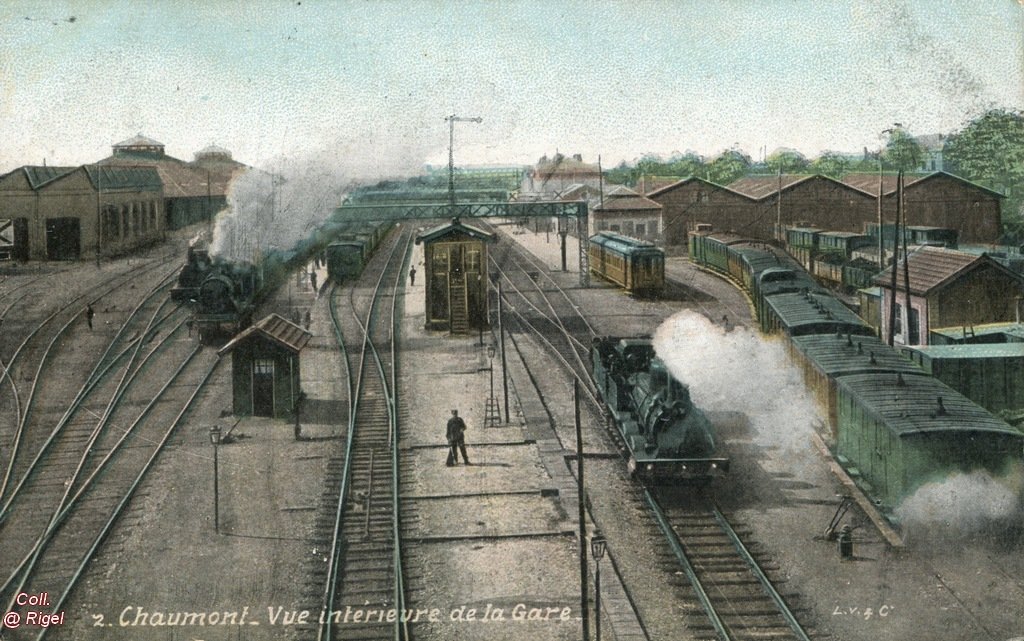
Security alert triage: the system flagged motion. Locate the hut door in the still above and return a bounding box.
[253,358,275,417]
[448,245,467,332]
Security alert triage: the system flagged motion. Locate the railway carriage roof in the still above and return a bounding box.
[835,373,1022,438]
[764,292,868,329]
[791,334,923,376]
[905,343,1024,360]
[590,232,663,257]
[930,322,1024,343]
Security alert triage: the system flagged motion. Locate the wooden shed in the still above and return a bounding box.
[873,246,1024,346]
[217,314,311,418]
[415,218,496,334]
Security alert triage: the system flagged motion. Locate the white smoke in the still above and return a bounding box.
[208,138,437,262]
[896,465,1024,540]
[651,310,824,455]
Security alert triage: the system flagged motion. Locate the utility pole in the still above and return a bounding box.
[445,115,483,213]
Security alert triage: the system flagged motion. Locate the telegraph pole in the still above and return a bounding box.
[445,114,483,212]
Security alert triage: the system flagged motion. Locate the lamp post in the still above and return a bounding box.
[591,533,607,641]
[209,425,221,534]
[488,342,496,405]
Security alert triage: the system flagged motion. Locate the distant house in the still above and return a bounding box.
[872,246,1024,346]
[590,186,663,244]
[520,153,602,198]
[914,133,946,173]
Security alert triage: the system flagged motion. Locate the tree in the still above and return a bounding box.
[811,151,853,178]
[944,109,1024,221]
[706,148,752,185]
[765,149,810,174]
[882,127,923,172]
[664,152,706,178]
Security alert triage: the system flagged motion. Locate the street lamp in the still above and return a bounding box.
[485,343,498,427]
[591,533,607,641]
[209,425,221,534]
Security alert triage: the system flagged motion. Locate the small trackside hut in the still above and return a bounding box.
[217,314,312,419]
[415,218,496,334]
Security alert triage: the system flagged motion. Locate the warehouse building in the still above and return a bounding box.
[0,164,163,260]
[98,135,242,229]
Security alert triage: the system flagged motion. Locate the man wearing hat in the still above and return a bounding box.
[445,409,470,466]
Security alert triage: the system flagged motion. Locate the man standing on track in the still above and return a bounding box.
[445,409,470,466]
[86,304,95,330]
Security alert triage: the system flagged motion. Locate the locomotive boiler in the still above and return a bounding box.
[592,336,728,482]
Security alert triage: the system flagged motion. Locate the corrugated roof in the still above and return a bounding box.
[791,333,923,377]
[217,313,311,355]
[870,245,1003,295]
[840,171,1003,198]
[82,165,163,191]
[592,188,662,212]
[99,154,215,197]
[725,174,814,200]
[18,166,78,189]
[836,372,1022,438]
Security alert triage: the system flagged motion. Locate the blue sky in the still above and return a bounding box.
[1,0,1022,178]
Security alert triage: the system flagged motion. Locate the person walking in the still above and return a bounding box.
[310,270,318,292]
[86,304,95,330]
[409,266,417,286]
[445,409,470,466]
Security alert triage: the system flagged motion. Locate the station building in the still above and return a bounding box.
[0,164,163,260]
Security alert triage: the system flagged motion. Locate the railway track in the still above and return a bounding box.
[302,225,411,641]
[648,489,813,641]
[0,316,219,641]
[492,231,816,641]
[0,253,182,502]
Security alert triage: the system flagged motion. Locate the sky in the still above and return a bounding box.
[1,0,1023,180]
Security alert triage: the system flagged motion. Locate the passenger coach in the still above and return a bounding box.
[588,231,664,297]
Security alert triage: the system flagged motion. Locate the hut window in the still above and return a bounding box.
[254,359,274,375]
[467,249,481,272]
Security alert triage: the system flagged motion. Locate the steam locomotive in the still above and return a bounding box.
[174,220,391,339]
[592,336,728,482]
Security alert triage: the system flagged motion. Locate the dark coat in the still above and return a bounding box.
[446,416,466,443]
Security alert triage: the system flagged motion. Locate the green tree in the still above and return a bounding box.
[664,152,705,178]
[882,127,923,172]
[811,151,853,178]
[765,149,810,174]
[706,148,752,185]
[944,109,1024,221]
[604,160,636,187]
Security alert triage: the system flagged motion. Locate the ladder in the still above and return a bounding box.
[484,394,501,427]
